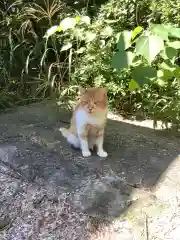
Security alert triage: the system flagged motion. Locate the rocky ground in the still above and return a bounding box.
[0,101,180,240]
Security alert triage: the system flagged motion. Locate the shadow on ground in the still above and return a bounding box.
[0,101,180,239]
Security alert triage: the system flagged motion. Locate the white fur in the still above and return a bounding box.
[67,134,80,148]
[60,127,80,148]
[75,109,108,157]
[75,109,107,127]
[60,109,108,157]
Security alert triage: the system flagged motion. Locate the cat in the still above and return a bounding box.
[60,87,108,157]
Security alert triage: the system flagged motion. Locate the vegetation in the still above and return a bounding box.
[1,0,180,127]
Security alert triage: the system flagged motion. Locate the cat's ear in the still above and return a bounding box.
[79,87,86,95]
[100,87,107,97]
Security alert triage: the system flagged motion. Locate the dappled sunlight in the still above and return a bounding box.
[1,101,180,239]
[1,0,180,238]
[108,112,173,130]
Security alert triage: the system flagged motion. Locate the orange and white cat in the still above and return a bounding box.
[60,87,108,157]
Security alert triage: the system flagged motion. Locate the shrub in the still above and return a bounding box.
[1,0,180,127]
[69,0,180,126]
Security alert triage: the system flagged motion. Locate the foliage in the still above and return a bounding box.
[0,0,70,107]
[1,0,180,127]
[112,24,180,88]
[70,0,180,126]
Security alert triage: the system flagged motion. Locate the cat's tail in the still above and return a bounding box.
[59,127,70,138]
[59,127,80,148]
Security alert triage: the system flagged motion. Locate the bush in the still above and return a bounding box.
[70,0,180,126]
[1,0,180,127]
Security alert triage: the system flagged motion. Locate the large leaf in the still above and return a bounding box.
[112,51,134,70]
[167,41,180,49]
[153,24,180,39]
[76,47,86,54]
[135,35,164,64]
[165,47,177,62]
[60,17,77,31]
[174,66,180,78]
[160,47,177,62]
[150,24,169,41]
[101,26,113,37]
[168,27,180,38]
[60,43,72,52]
[160,61,176,72]
[129,79,140,91]
[73,28,84,40]
[44,25,59,38]
[85,31,96,42]
[132,66,157,85]
[80,16,91,25]
[157,69,174,81]
[117,30,132,51]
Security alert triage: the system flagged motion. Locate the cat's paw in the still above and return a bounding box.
[82,150,91,157]
[97,150,108,158]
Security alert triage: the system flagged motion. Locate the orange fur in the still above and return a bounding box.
[60,87,108,157]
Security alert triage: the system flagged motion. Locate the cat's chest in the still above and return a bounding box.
[75,109,106,127]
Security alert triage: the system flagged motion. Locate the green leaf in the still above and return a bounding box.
[101,26,113,37]
[135,35,164,64]
[75,16,81,23]
[174,66,180,78]
[152,24,180,39]
[150,24,169,41]
[117,30,132,51]
[167,41,180,49]
[44,25,59,38]
[60,17,77,31]
[168,27,180,38]
[129,79,140,91]
[160,61,176,74]
[157,70,164,78]
[112,51,134,70]
[76,47,86,54]
[156,79,166,86]
[165,47,177,60]
[132,26,143,40]
[157,69,174,81]
[132,66,157,85]
[160,47,177,62]
[80,16,91,25]
[85,32,96,42]
[131,55,142,66]
[73,28,84,40]
[160,50,168,60]
[60,43,72,52]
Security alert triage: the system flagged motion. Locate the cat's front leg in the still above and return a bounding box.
[77,125,91,157]
[96,129,108,157]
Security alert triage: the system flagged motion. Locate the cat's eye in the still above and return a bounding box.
[94,101,100,105]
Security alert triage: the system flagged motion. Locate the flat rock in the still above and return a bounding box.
[0,101,180,240]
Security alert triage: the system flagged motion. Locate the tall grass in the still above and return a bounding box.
[0,0,73,108]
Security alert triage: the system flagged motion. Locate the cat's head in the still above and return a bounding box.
[79,87,108,114]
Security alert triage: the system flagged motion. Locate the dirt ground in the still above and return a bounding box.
[1,101,180,240]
